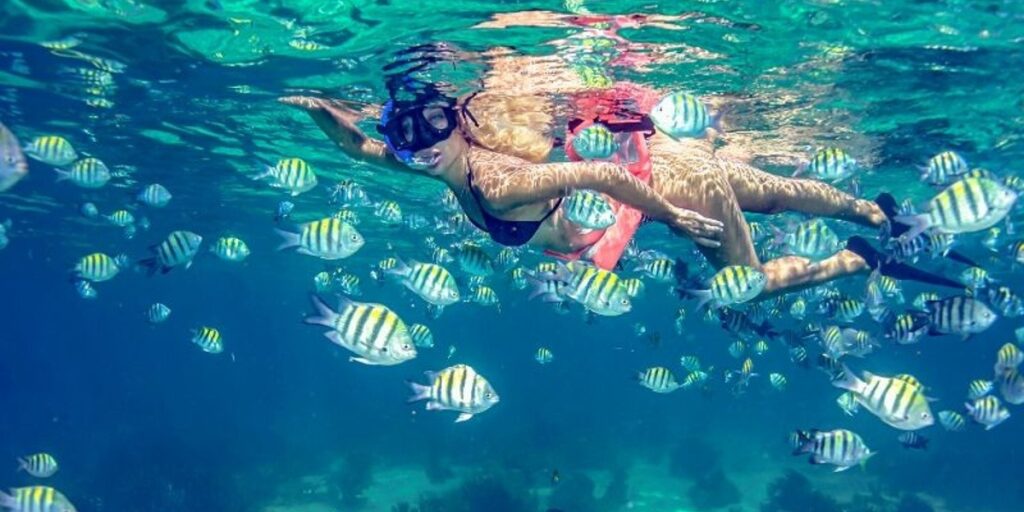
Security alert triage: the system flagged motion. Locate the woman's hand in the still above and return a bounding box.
[279,96,363,128]
[666,206,724,248]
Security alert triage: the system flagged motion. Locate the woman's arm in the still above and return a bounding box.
[476,159,724,246]
[279,96,410,173]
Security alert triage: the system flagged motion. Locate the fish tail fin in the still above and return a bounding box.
[54,168,71,181]
[304,294,339,328]
[0,489,14,508]
[274,228,300,251]
[407,380,432,403]
[384,257,411,279]
[685,289,714,311]
[791,429,816,455]
[791,162,807,178]
[830,363,864,394]
[15,458,25,472]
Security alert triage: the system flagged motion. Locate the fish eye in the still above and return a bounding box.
[350,235,359,242]
[485,392,494,399]
[403,344,412,351]
[621,299,629,305]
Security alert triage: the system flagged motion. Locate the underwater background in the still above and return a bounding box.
[2,1,1024,511]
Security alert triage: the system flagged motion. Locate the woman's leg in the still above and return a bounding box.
[650,153,870,294]
[716,158,885,227]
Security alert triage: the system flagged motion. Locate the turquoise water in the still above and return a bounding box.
[1,1,1023,511]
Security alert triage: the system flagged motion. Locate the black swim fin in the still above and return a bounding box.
[846,236,964,290]
[874,192,979,267]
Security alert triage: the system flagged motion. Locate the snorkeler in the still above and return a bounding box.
[282,85,959,297]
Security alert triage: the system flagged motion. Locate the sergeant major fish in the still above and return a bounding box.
[0,121,28,191]
[304,295,416,366]
[407,364,499,422]
[831,365,934,430]
[139,230,203,274]
[276,218,364,260]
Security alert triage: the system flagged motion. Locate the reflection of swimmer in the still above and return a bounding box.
[281,57,958,296]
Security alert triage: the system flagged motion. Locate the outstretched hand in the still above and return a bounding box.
[666,206,724,248]
[279,96,362,126]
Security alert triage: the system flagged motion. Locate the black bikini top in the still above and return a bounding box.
[465,166,562,247]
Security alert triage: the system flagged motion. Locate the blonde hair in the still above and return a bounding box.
[461,92,555,163]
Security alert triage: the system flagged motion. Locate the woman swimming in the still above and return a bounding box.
[280,39,960,294]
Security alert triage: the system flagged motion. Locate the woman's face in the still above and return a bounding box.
[401,106,465,176]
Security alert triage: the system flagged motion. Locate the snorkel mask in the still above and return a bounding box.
[376,97,459,164]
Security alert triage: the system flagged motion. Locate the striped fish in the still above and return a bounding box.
[564,189,616,229]
[1004,174,1024,193]
[0,121,27,192]
[456,243,494,276]
[147,303,171,324]
[924,295,998,339]
[305,295,416,366]
[832,366,934,430]
[650,92,716,138]
[289,38,329,51]
[191,326,223,354]
[140,230,203,274]
[837,392,859,416]
[959,266,993,290]
[728,340,746,358]
[257,157,317,196]
[386,259,460,307]
[997,368,1024,405]
[17,453,58,478]
[137,183,172,207]
[769,373,787,391]
[1011,240,1024,264]
[754,340,770,355]
[898,432,929,450]
[912,292,940,311]
[798,147,858,183]
[571,124,618,160]
[73,252,125,282]
[409,323,434,348]
[781,219,841,260]
[987,286,1024,317]
[822,298,864,323]
[535,347,554,364]
[684,370,711,389]
[895,177,1018,240]
[407,364,499,422]
[687,265,767,310]
[74,280,96,299]
[680,355,701,372]
[375,200,403,225]
[921,150,968,185]
[965,395,1010,430]
[637,366,682,393]
[995,342,1023,374]
[792,429,873,472]
[336,272,361,296]
[562,264,632,316]
[469,285,500,310]
[495,248,519,270]
[636,257,675,282]
[211,236,250,262]
[967,379,993,400]
[106,209,134,227]
[56,157,110,188]
[0,486,76,512]
[938,410,966,432]
[789,346,809,366]
[24,135,77,166]
[276,218,364,260]
[620,278,644,299]
[432,247,453,265]
[789,297,807,319]
[508,267,527,290]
